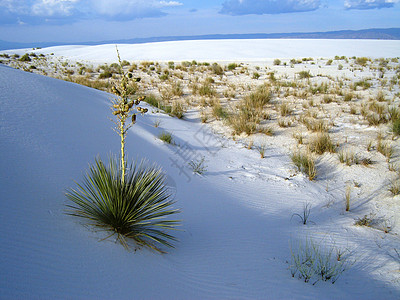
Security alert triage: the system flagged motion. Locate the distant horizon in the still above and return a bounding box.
[1,27,400,51]
[0,1,399,47]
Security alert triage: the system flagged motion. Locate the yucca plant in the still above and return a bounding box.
[66,157,180,252]
[66,48,180,253]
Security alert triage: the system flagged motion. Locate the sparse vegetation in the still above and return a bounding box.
[291,151,317,180]
[159,131,174,144]
[308,133,336,155]
[290,238,352,284]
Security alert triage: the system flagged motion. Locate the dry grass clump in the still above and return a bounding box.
[302,117,330,133]
[377,139,393,161]
[65,75,111,91]
[228,84,272,135]
[197,82,217,97]
[389,179,400,196]
[211,98,228,120]
[279,102,293,116]
[291,150,317,180]
[308,133,336,155]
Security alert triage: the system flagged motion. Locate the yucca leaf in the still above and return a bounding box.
[65,157,180,252]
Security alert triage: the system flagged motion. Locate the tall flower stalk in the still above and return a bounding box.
[111,47,147,182]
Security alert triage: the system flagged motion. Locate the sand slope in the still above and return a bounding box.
[0,59,399,298]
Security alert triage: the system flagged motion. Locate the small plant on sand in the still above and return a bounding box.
[389,179,400,196]
[258,143,266,158]
[291,202,314,225]
[65,48,180,252]
[273,59,281,65]
[308,133,336,155]
[392,119,400,136]
[66,158,180,252]
[298,70,312,79]
[355,213,375,227]
[159,131,174,144]
[290,238,351,284]
[291,151,317,180]
[345,184,352,212]
[188,156,207,175]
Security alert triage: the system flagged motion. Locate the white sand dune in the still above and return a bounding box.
[1,39,400,299]
[11,39,400,63]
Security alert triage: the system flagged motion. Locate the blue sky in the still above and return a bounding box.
[0,0,399,43]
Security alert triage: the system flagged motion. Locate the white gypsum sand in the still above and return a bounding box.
[0,39,399,299]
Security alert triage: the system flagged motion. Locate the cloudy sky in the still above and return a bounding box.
[0,0,399,43]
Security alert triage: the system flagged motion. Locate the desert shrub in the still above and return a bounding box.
[65,158,180,252]
[273,59,281,66]
[19,53,31,62]
[308,133,336,155]
[355,57,369,66]
[291,151,317,180]
[227,63,238,70]
[211,63,224,75]
[252,72,260,79]
[298,71,312,79]
[99,70,113,79]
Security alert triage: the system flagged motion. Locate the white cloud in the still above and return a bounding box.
[344,0,399,9]
[158,1,183,8]
[220,0,321,15]
[32,0,80,16]
[0,0,184,24]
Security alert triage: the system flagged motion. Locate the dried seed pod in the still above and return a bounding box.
[113,110,121,115]
[128,101,134,109]
[128,73,133,78]
[113,104,119,108]
[135,77,141,82]
[121,80,127,89]
[112,86,120,95]
[138,96,146,101]
[135,100,140,105]
[131,114,136,124]
[143,108,148,113]
[124,105,130,112]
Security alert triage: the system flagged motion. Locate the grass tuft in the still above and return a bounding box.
[291,151,317,180]
[308,133,336,155]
